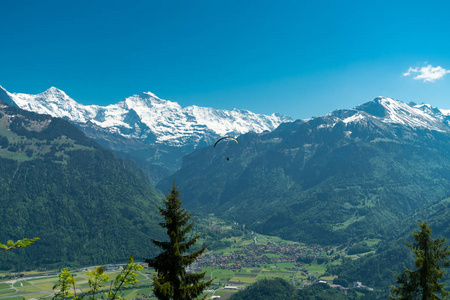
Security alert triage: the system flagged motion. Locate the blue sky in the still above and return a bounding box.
[1,0,450,120]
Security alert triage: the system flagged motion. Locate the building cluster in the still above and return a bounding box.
[195,242,325,269]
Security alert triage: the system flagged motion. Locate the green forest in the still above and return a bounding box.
[0,104,164,270]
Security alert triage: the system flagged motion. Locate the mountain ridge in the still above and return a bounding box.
[1,85,292,148]
[157,96,450,245]
[0,85,293,180]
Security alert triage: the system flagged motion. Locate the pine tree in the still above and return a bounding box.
[146,185,212,300]
[390,221,450,300]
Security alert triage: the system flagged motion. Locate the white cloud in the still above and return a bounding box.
[403,64,450,82]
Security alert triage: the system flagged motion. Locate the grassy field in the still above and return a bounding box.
[0,258,340,299]
[0,266,154,300]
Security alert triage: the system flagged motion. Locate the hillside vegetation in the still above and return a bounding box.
[158,100,450,246]
[328,196,450,291]
[0,102,164,270]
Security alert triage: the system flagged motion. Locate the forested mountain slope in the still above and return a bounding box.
[0,100,164,270]
[158,97,450,245]
[328,196,450,291]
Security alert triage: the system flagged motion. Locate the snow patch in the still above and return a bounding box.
[371,97,448,132]
[343,113,365,124]
[440,109,450,116]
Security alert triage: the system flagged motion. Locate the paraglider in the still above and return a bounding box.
[213,136,239,162]
[213,136,239,148]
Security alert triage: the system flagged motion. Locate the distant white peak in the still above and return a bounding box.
[186,104,203,110]
[369,96,415,113]
[128,93,179,108]
[41,86,71,98]
[374,96,399,104]
[231,108,250,113]
[414,103,432,109]
[375,98,445,119]
[440,109,450,116]
[413,103,438,112]
[271,112,288,118]
[47,86,62,92]
[413,103,447,116]
[9,86,100,123]
[140,91,160,99]
[352,96,450,132]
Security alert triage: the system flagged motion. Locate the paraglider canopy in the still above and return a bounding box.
[213,136,239,148]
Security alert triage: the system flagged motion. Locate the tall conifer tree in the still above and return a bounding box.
[390,222,450,300]
[146,185,211,300]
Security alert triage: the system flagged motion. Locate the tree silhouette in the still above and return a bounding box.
[146,185,211,300]
[390,222,450,300]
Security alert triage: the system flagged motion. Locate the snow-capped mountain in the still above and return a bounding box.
[1,86,292,147]
[317,96,450,134]
[157,95,450,247]
[3,85,449,182]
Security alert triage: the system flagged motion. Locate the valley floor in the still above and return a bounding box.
[0,218,379,299]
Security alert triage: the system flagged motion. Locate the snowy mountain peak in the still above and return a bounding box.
[311,96,450,137]
[140,91,159,98]
[8,86,99,123]
[414,103,433,109]
[46,86,64,93]
[441,109,450,116]
[2,85,292,147]
[42,87,73,102]
[413,103,448,116]
[0,85,16,107]
[354,96,449,132]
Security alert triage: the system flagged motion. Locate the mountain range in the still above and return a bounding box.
[3,83,450,290]
[158,96,450,245]
[0,85,291,180]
